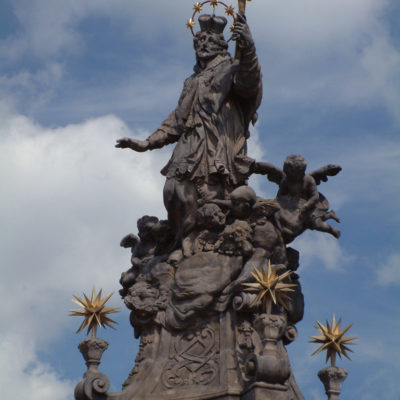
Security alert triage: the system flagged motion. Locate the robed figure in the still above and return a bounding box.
[117,13,262,249]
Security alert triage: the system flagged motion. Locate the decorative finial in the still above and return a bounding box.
[242,260,296,313]
[69,287,120,338]
[310,315,357,367]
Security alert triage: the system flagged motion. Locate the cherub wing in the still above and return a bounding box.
[253,162,284,184]
[120,233,139,248]
[310,164,342,185]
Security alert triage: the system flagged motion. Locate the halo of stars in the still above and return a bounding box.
[186,1,236,36]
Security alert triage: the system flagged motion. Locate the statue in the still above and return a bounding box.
[73,2,345,400]
[116,12,262,251]
[248,154,342,243]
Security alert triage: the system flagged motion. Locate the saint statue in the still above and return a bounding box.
[116,13,262,249]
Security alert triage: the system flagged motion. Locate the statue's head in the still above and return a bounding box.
[283,155,307,178]
[194,15,228,62]
[230,185,257,219]
[137,215,159,241]
[197,203,226,228]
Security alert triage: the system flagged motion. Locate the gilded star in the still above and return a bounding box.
[69,287,120,337]
[194,2,203,13]
[242,260,296,313]
[210,0,219,7]
[186,18,195,30]
[225,5,235,16]
[310,315,357,366]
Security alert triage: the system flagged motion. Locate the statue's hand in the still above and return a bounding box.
[115,137,149,152]
[232,14,254,49]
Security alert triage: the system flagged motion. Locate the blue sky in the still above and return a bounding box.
[0,1,399,399]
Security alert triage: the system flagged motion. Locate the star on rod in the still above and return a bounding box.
[310,315,357,367]
[242,260,296,313]
[210,0,219,7]
[69,287,120,338]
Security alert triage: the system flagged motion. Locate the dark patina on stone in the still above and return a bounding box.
[75,10,342,400]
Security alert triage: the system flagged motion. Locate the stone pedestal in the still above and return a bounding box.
[75,337,110,400]
[318,366,347,400]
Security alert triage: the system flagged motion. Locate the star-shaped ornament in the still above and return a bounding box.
[310,315,357,366]
[210,0,219,7]
[186,18,195,30]
[194,2,203,13]
[242,260,296,313]
[69,287,120,337]
[225,5,235,16]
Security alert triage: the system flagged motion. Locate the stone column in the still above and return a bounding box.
[318,366,347,400]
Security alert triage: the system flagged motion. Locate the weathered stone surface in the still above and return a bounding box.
[74,8,342,400]
[318,366,348,400]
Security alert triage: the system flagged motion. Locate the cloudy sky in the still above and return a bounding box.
[0,0,399,399]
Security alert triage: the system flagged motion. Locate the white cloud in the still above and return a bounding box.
[0,110,167,399]
[292,231,354,271]
[0,335,73,400]
[377,253,400,286]
[2,0,399,117]
[249,0,400,114]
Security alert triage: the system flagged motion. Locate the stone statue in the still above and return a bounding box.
[74,4,343,400]
[116,13,262,251]
[250,155,342,243]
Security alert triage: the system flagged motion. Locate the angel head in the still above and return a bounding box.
[283,155,307,180]
[230,186,257,219]
[137,215,159,242]
[196,203,226,229]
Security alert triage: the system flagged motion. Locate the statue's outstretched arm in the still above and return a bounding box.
[115,110,180,152]
[145,110,181,150]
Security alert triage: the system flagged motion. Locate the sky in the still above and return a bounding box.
[0,0,399,399]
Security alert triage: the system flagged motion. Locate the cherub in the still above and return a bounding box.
[252,155,341,243]
[200,185,286,263]
[199,185,257,221]
[180,186,256,258]
[191,203,227,254]
[119,215,159,296]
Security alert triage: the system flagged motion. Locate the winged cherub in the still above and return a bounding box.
[251,155,341,243]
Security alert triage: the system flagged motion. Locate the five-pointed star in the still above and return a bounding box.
[310,315,357,366]
[194,2,203,13]
[225,5,235,16]
[69,287,120,337]
[186,18,195,29]
[242,260,296,312]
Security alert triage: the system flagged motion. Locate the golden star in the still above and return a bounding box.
[186,18,195,29]
[225,5,235,16]
[242,260,296,313]
[310,315,357,366]
[194,2,203,13]
[69,287,120,337]
[210,0,219,7]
